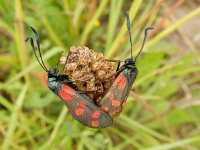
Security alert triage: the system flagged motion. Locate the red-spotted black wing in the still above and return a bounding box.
[58,84,113,128]
[99,67,138,117]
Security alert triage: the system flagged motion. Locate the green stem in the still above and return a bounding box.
[146,6,200,49]
[145,135,200,150]
[134,62,182,87]
[14,0,30,84]
[105,0,123,52]
[106,0,143,58]
[80,0,109,45]
[5,47,60,84]
[120,115,171,142]
[41,16,64,47]
[2,84,29,150]
[39,107,68,149]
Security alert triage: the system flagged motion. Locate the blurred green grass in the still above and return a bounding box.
[1,0,200,149]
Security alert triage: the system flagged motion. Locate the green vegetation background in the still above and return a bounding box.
[1,0,200,149]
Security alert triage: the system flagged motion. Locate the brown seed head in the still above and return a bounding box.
[60,46,116,100]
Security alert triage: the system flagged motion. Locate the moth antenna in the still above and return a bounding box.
[135,27,154,61]
[30,27,48,71]
[63,54,68,72]
[56,51,65,75]
[26,36,48,72]
[125,12,133,59]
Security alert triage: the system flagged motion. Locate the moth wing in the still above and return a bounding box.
[59,84,113,128]
[100,69,137,117]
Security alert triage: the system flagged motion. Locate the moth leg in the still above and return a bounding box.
[106,59,122,72]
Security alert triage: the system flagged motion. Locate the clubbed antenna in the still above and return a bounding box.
[135,27,154,60]
[125,12,133,58]
[26,27,48,72]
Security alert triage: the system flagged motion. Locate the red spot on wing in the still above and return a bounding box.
[91,121,99,127]
[79,101,85,108]
[92,111,101,119]
[59,90,73,101]
[113,74,123,86]
[62,84,76,94]
[59,84,76,101]
[111,100,121,107]
[75,108,85,116]
[101,106,108,112]
[108,92,114,100]
[110,108,121,116]
[118,76,127,90]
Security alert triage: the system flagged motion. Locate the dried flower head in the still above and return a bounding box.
[60,46,116,101]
